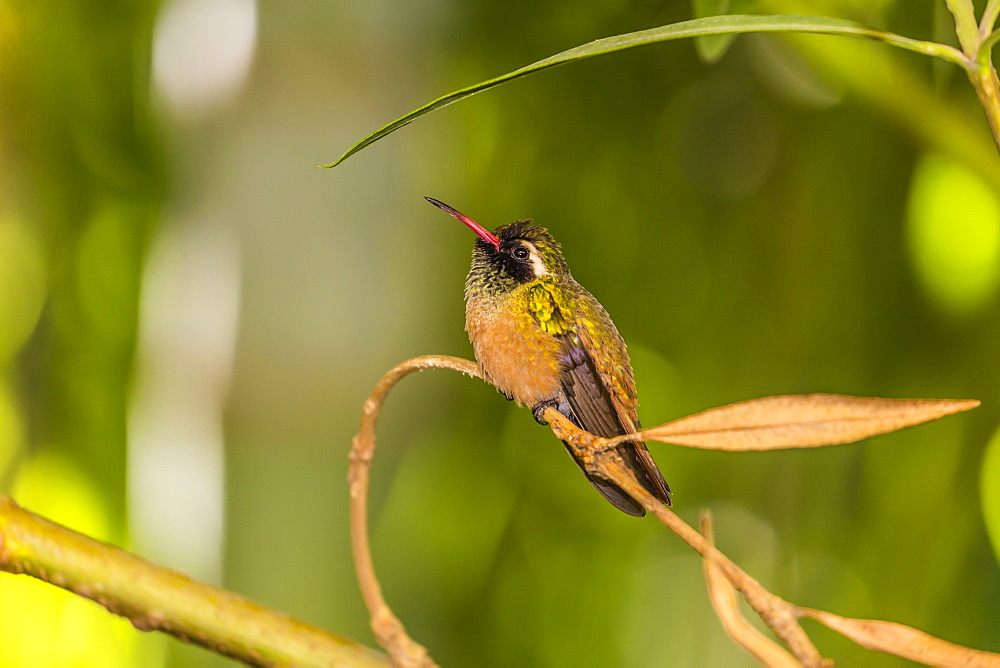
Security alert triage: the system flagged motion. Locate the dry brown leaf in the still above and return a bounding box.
[801,608,1000,666]
[616,394,979,451]
[700,514,802,668]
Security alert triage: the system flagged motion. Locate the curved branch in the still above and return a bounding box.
[348,355,996,666]
[349,355,480,667]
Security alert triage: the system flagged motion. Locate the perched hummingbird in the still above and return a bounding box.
[425,197,671,516]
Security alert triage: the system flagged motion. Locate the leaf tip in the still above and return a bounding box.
[951,399,981,413]
[319,147,357,169]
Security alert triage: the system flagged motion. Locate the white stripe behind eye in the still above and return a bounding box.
[523,242,549,277]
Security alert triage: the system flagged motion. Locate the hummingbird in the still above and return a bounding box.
[425,197,671,516]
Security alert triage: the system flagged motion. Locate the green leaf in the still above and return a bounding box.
[323,14,966,168]
[943,0,979,55]
[983,0,1000,37]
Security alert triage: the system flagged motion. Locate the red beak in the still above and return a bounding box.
[425,197,501,250]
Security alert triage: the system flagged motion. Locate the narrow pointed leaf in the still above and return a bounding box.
[801,608,1000,666]
[619,394,979,451]
[324,14,966,168]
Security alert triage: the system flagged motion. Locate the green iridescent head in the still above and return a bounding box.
[425,197,570,294]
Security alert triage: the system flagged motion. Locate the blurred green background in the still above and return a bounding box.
[2,0,999,665]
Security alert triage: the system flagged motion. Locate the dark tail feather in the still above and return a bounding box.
[560,440,671,517]
[630,441,672,507]
[561,440,645,516]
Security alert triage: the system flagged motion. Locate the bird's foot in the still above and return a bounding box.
[531,399,560,425]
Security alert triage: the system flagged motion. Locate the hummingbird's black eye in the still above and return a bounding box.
[511,246,530,260]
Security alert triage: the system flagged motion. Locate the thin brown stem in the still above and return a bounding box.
[700,513,801,667]
[349,355,480,668]
[544,408,829,666]
[970,64,1000,152]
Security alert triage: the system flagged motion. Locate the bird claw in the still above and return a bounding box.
[531,399,560,425]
